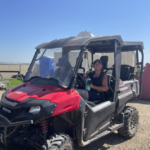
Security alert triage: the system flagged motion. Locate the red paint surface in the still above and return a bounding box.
[6,82,81,116]
[140,64,150,100]
[119,80,123,85]
[119,85,130,93]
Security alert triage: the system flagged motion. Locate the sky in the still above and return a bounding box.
[0,0,150,64]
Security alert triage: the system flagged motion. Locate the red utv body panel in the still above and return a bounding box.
[6,82,81,116]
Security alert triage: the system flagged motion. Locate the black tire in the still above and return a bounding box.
[42,134,74,150]
[118,106,139,138]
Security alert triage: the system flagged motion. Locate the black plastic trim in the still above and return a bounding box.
[116,91,133,115]
[0,93,57,121]
[84,101,115,141]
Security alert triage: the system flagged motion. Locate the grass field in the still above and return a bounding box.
[8,79,23,88]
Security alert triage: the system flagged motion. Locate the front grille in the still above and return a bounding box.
[0,107,25,121]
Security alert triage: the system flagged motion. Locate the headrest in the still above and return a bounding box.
[100,56,108,69]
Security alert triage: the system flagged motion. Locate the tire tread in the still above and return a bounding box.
[118,106,139,138]
[42,133,74,150]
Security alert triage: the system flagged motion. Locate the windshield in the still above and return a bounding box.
[25,48,81,88]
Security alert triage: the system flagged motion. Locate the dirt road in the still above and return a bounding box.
[0,90,150,150]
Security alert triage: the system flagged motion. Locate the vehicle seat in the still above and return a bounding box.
[120,65,135,81]
[100,56,113,92]
[100,56,108,70]
[120,65,130,81]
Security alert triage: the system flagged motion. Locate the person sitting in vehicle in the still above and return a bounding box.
[53,56,73,86]
[77,59,108,102]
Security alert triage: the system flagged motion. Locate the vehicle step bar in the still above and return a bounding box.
[109,123,124,132]
[89,130,110,143]
[80,123,124,146]
[90,123,124,143]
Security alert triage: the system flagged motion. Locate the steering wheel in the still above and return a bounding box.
[76,74,85,88]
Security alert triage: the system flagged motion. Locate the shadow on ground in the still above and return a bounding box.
[74,132,129,150]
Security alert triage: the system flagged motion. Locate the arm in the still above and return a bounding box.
[88,74,108,92]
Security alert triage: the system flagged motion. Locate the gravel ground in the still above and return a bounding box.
[0,90,150,150]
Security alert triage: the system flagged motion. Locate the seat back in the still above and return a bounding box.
[100,56,108,69]
[120,65,130,81]
[128,66,135,80]
[120,65,135,81]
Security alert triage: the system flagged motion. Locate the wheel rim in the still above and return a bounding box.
[130,114,138,130]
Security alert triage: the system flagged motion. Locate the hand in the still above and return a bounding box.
[83,70,87,78]
[87,83,94,88]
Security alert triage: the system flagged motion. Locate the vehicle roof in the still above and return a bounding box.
[35,35,144,51]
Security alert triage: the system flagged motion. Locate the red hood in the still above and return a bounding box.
[6,82,81,116]
[6,82,75,102]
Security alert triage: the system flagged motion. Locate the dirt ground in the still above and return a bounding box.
[0,90,150,150]
[0,90,4,98]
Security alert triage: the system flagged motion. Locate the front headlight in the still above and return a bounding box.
[29,106,41,114]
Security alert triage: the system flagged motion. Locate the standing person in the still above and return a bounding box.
[77,59,108,102]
